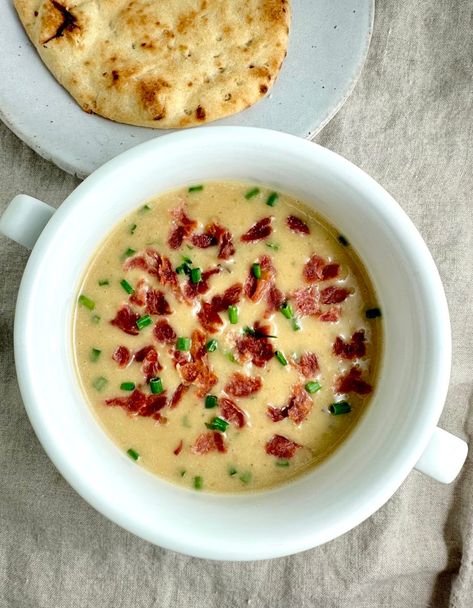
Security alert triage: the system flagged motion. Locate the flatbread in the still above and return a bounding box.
[14,0,290,128]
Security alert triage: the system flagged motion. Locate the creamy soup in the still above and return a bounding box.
[73,182,382,492]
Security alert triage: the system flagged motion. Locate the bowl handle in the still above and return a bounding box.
[414,427,468,483]
[0,194,55,249]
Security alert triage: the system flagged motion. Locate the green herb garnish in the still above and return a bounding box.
[225,352,238,363]
[120,382,135,391]
[275,350,288,366]
[206,339,218,352]
[276,460,290,467]
[127,448,140,461]
[244,187,260,199]
[120,279,134,295]
[92,376,108,391]
[176,337,191,351]
[228,305,238,324]
[329,401,352,415]
[193,476,203,490]
[266,242,280,251]
[291,318,301,331]
[188,185,204,193]
[305,380,322,394]
[266,192,279,207]
[206,417,229,432]
[98,279,109,286]
[78,294,95,310]
[205,395,218,409]
[140,204,151,212]
[150,377,164,395]
[130,223,137,234]
[252,262,262,279]
[280,302,293,319]
[176,263,191,275]
[190,267,202,284]
[239,471,252,484]
[123,247,136,258]
[228,466,238,477]
[90,348,101,362]
[136,314,152,330]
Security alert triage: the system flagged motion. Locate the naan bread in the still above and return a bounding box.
[14,0,290,128]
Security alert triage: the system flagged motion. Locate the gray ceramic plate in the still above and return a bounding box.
[0,0,373,178]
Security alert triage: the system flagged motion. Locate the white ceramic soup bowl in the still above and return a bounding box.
[0,127,467,561]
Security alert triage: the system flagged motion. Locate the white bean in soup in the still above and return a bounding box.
[73,182,382,493]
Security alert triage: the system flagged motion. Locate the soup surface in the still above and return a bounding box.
[74,182,382,492]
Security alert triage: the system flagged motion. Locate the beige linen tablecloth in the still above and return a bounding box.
[1,1,472,606]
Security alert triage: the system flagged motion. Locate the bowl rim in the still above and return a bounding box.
[13,127,451,560]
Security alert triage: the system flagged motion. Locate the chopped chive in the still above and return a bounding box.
[206,417,229,432]
[291,318,301,331]
[228,466,238,476]
[120,279,134,294]
[276,460,290,467]
[366,307,382,319]
[205,395,218,409]
[338,235,349,246]
[140,204,151,212]
[244,187,260,199]
[275,350,288,366]
[305,380,322,394]
[150,377,164,395]
[92,376,108,391]
[130,223,137,234]
[98,279,109,286]
[91,315,101,324]
[136,314,152,330]
[188,185,204,193]
[78,294,95,310]
[176,263,191,275]
[280,302,293,319]
[186,244,194,250]
[252,262,262,279]
[266,192,279,207]
[228,305,238,324]
[239,471,252,484]
[182,415,191,428]
[127,448,140,461]
[193,476,203,490]
[190,267,202,283]
[180,469,187,477]
[225,352,238,363]
[329,401,352,415]
[120,382,135,391]
[176,337,191,351]
[123,247,136,258]
[243,325,256,337]
[90,348,101,362]
[266,242,280,251]
[206,339,218,352]
[182,255,193,265]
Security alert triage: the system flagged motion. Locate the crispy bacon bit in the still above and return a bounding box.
[267,406,289,422]
[287,384,313,424]
[173,349,191,367]
[265,435,301,458]
[292,352,319,377]
[112,346,131,368]
[205,222,235,259]
[336,366,373,395]
[190,329,207,360]
[287,215,310,235]
[320,286,351,305]
[240,217,273,242]
[190,232,217,248]
[303,254,340,283]
[125,248,181,300]
[134,345,162,381]
[110,305,140,335]
[168,205,197,249]
[105,389,166,420]
[244,255,275,302]
[266,283,285,314]
[197,301,223,333]
[333,330,366,359]
[184,266,221,300]
[210,283,243,312]
[224,372,262,397]
[292,286,320,317]
[173,440,183,455]
[319,307,340,322]
[153,319,177,343]
[244,272,258,300]
[219,397,246,428]
[191,431,227,454]
[169,383,188,408]
[129,279,147,307]
[235,330,275,367]
[129,279,172,315]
